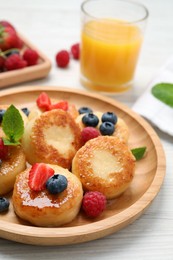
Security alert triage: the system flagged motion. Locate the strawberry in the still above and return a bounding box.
[0,21,16,31]
[28,163,55,191]
[36,92,51,111]
[0,25,19,51]
[0,138,9,160]
[49,100,68,111]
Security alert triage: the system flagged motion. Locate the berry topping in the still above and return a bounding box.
[82,113,99,127]
[49,100,68,111]
[4,54,27,71]
[0,197,10,213]
[0,138,9,160]
[23,48,39,66]
[46,174,68,194]
[28,163,55,191]
[56,50,70,68]
[81,127,100,144]
[71,43,80,60]
[101,112,117,125]
[36,92,51,111]
[99,122,115,136]
[78,106,93,114]
[21,107,30,116]
[0,109,6,123]
[82,191,106,218]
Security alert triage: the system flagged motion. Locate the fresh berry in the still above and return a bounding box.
[81,127,100,144]
[5,49,20,57]
[71,43,80,60]
[23,48,39,66]
[56,50,70,68]
[0,25,19,51]
[28,163,55,191]
[4,54,27,71]
[36,92,51,111]
[49,100,68,111]
[82,113,99,127]
[78,106,93,114]
[0,197,10,213]
[101,112,117,125]
[0,138,9,160]
[99,122,115,136]
[21,107,30,116]
[46,174,68,194]
[0,109,6,123]
[0,56,5,70]
[15,37,23,49]
[0,21,15,31]
[82,191,106,218]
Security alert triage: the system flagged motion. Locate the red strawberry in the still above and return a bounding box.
[36,92,51,111]
[0,138,9,160]
[0,25,19,51]
[28,163,55,191]
[0,55,5,70]
[0,21,16,31]
[49,100,68,111]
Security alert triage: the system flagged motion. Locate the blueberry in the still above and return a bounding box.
[99,122,115,135]
[101,112,117,125]
[78,107,93,114]
[5,49,20,57]
[0,197,10,213]
[82,113,99,127]
[46,174,68,194]
[21,107,30,117]
[0,109,6,123]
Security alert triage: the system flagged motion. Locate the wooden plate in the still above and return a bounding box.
[0,86,166,246]
[0,34,51,88]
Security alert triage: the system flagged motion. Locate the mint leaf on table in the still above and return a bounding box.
[2,104,24,145]
[131,147,146,161]
[151,83,173,108]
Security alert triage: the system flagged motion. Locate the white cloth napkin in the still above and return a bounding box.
[132,57,173,136]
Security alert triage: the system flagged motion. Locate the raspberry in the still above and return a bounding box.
[23,48,39,66]
[82,191,106,218]
[0,56,5,70]
[36,92,51,111]
[81,127,100,144]
[4,54,27,71]
[71,43,80,60]
[56,50,70,68]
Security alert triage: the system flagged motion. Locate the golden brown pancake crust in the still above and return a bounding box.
[72,136,135,199]
[12,165,83,227]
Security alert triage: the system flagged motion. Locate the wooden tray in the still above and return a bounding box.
[0,86,166,246]
[0,35,51,88]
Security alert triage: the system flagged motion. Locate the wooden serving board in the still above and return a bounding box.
[0,86,166,246]
[0,35,51,88]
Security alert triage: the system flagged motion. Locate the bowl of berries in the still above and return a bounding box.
[0,21,51,88]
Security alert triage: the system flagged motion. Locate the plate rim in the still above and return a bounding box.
[0,86,166,245]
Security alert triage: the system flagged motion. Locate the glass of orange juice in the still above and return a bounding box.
[80,0,149,94]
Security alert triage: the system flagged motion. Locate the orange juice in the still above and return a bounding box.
[80,19,143,93]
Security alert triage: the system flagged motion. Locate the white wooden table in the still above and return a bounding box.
[0,0,173,259]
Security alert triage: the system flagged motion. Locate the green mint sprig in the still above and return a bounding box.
[131,147,146,161]
[2,104,24,146]
[151,83,173,108]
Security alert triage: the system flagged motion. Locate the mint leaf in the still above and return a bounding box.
[2,105,24,145]
[2,138,21,146]
[131,147,146,161]
[151,83,173,108]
